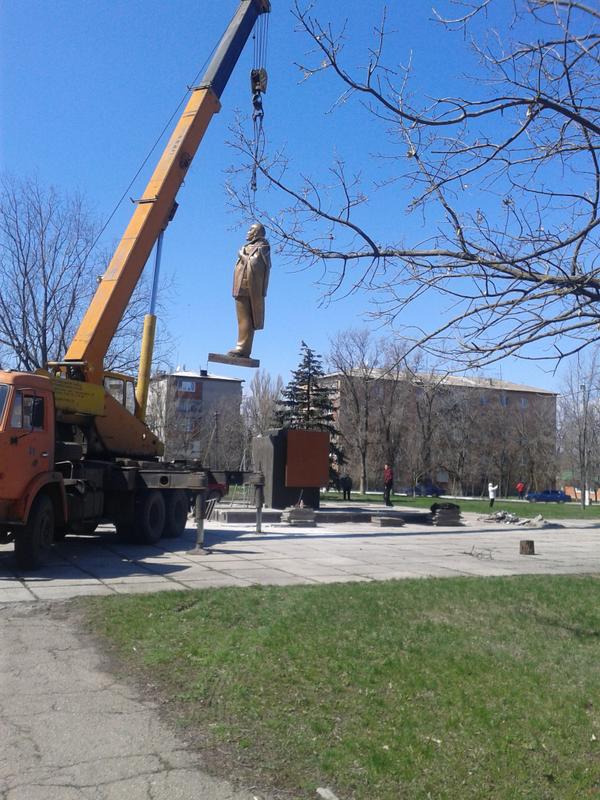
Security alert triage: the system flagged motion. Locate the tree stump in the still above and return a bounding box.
[520,539,535,555]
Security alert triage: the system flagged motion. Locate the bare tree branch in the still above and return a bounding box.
[0,175,172,374]
[228,0,600,368]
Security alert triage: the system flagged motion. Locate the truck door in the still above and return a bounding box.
[2,390,53,500]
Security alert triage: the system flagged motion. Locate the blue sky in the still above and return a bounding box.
[0,0,569,392]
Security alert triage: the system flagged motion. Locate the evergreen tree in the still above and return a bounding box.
[276,341,344,477]
[276,342,335,430]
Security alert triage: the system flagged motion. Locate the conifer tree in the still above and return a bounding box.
[276,341,336,431]
[276,341,344,477]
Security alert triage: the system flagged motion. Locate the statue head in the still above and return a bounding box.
[246,222,265,242]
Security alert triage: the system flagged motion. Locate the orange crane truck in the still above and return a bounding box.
[0,0,270,569]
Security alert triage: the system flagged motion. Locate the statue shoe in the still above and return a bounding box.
[227,348,250,358]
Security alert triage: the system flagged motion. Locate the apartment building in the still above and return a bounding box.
[322,370,558,495]
[147,369,243,465]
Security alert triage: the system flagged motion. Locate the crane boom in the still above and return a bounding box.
[64,0,270,383]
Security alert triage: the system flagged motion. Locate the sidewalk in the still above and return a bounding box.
[0,601,269,799]
[1,510,600,604]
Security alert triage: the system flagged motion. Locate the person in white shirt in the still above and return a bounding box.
[488,482,498,508]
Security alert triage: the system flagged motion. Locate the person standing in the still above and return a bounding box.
[383,464,394,507]
[516,480,525,500]
[341,473,352,501]
[488,481,498,508]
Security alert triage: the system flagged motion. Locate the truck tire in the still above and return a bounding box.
[80,522,98,535]
[14,494,54,570]
[163,490,189,538]
[115,522,135,543]
[134,490,166,544]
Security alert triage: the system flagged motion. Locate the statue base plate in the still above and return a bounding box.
[208,352,260,368]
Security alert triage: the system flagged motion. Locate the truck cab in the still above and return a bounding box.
[0,372,55,512]
[0,371,66,568]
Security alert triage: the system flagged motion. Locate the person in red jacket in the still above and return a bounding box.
[516,480,525,500]
[383,464,394,506]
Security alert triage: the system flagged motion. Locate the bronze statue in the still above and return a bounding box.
[228,222,271,358]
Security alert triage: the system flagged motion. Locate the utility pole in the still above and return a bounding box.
[580,383,588,511]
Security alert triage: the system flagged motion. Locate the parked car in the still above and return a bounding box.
[526,489,571,503]
[206,470,228,502]
[399,482,444,497]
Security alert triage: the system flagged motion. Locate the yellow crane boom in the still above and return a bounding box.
[64,0,270,384]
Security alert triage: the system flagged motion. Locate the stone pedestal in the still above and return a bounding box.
[280,506,317,527]
[252,429,321,510]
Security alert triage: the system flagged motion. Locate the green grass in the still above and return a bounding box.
[83,576,600,799]
[324,491,600,519]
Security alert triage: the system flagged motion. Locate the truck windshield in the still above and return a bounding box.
[0,384,8,426]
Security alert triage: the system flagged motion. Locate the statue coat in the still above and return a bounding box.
[232,237,271,330]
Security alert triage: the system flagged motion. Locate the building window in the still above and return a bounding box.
[500,393,509,407]
[177,379,196,393]
[520,397,528,409]
[371,382,384,400]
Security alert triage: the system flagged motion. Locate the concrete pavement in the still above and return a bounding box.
[2,505,600,799]
[1,507,600,603]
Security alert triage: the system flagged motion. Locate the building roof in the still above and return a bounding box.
[151,370,243,384]
[436,373,556,395]
[324,369,556,396]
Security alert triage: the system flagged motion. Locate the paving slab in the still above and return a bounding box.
[0,512,599,602]
[28,584,117,601]
[178,575,253,589]
[0,585,36,602]
[111,582,189,595]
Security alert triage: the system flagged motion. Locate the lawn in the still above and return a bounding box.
[324,491,600,520]
[83,576,600,799]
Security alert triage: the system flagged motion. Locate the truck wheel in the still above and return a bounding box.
[115,522,135,542]
[14,494,54,570]
[80,522,98,535]
[134,490,166,544]
[163,490,189,538]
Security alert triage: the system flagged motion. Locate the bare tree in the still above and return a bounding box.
[327,329,383,492]
[327,331,453,492]
[0,175,170,374]
[0,176,99,370]
[510,397,558,492]
[230,1,600,368]
[559,352,600,503]
[436,387,484,496]
[242,369,284,437]
[370,342,413,473]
